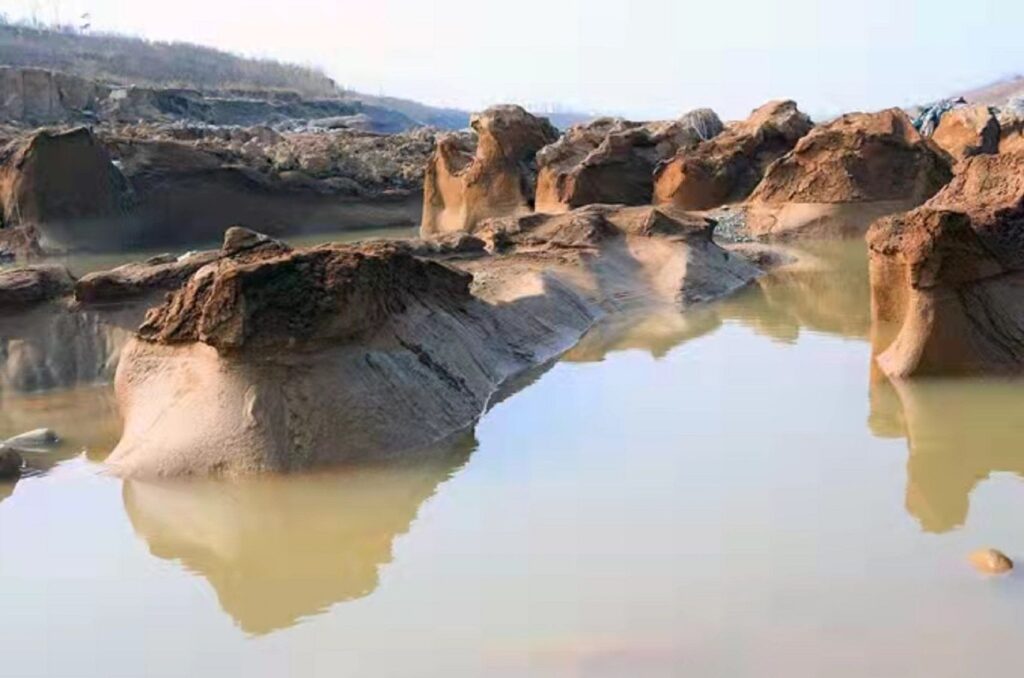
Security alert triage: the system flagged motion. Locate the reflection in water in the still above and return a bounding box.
[123,435,474,635]
[567,239,871,363]
[870,374,1024,533]
[0,384,120,474]
[0,305,140,395]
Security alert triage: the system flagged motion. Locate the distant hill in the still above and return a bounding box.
[954,75,1024,106]
[0,20,339,97]
[0,19,603,131]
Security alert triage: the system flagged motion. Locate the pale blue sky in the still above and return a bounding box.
[5,0,1024,119]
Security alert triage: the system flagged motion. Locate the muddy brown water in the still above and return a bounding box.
[1,239,1024,677]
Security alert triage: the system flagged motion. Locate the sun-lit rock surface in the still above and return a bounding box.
[970,548,1013,575]
[747,108,952,238]
[535,109,723,212]
[931,105,1000,160]
[421,105,558,235]
[868,152,1024,377]
[109,210,760,477]
[653,100,812,211]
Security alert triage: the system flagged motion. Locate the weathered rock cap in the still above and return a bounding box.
[653,100,812,211]
[421,105,558,235]
[470,105,559,163]
[746,108,953,239]
[868,152,1024,289]
[751,108,951,206]
[931,104,1000,160]
[137,235,473,352]
[535,109,725,212]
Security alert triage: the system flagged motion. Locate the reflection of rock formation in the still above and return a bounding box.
[565,240,871,363]
[718,241,871,342]
[869,374,1024,533]
[123,437,473,635]
[0,304,142,394]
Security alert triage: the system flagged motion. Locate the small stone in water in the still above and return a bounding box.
[0,446,23,480]
[970,548,1013,575]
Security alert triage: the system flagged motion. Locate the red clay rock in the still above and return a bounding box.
[931,105,1000,160]
[746,108,953,238]
[421,105,558,235]
[653,100,812,211]
[868,152,1024,377]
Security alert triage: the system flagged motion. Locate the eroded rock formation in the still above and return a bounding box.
[653,100,812,211]
[534,109,723,212]
[109,212,760,477]
[0,127,130,247]
[421,105,558,235]
[931,105,1000,160]
[868,152,1024,377]
[746,108,953,238]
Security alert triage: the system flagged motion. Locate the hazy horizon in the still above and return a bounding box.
[5,0,1024,120]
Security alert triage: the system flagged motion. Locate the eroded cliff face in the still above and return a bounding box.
[746,108,953,238]
[108,212,760,478]
[421,105,558,235]
[653,100,812,211]
[868,152,1024,377]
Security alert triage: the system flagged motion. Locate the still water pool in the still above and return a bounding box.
[1,240,1023,677]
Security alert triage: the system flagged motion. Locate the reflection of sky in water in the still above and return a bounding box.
[1,239,1024,677]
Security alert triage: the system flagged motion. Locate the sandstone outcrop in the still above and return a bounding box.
[0,265,74,309]
[109,210,759,477]
[653,100,812,211]
[74,250,221,304]
[421,105,558,235]
[931,105,1000,160]
[746,109,953,238]
[0,127,130,247]
[534,109,723,212]
[868,152,1024,377]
